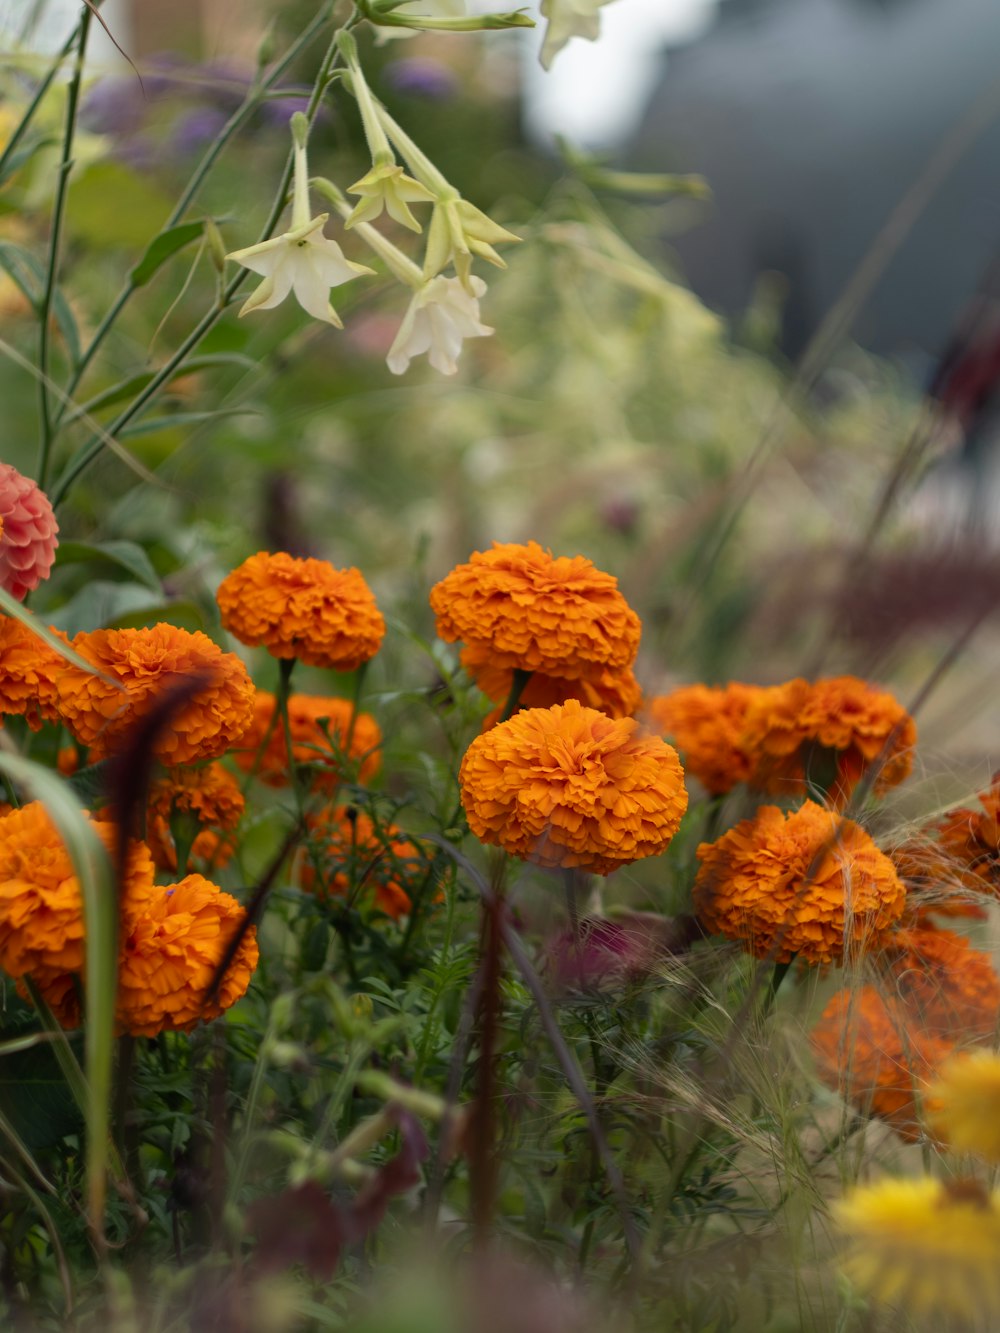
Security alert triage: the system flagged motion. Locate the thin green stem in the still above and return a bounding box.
[0,23,81,183]
[50,17,354,508]
[36,3,92,490]
[276,657,306,814]
[499,668,531,723]
[56,7,330,409]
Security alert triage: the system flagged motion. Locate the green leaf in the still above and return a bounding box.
[55,539,162,592]
[0,240,81,365]
[130,220,205,288]
[0,755,117,1231]
[118,407,259,438]
[66,759,113,809]
[47,580,168,637]
[0,1038,83,1152]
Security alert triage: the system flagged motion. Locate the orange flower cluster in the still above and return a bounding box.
[432,542,641,683]
[646,683,759,795]
[459,699,688,875]
[300,807,428,920]
[463,643,642,727]
[216,551,385,671]
[741,676,915,801]
[934,775,1000,893]
[0,803,257,1036]
[117,875,258,1037]
[0,803,154,1000]
[693,800,906,964]
[0,615,66,729]
[55,624,255,764]
[233,691,381,788]
[811,986,951,1142]
[146,764,245,872]
[882,926,1000,1040]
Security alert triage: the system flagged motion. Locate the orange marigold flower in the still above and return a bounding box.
[0,801,155,983]
[459,699,688,875]
[646,682,761,796]
[0,464,58,601]
[934,775,1000,894]
[116,875,258,1037]
[22,967,83,1028]
[740,676,916,801]
[146,821,237,874]
[55,624,255,765]
[463,642,642,727]
[882,926,1000,1040]
[431,541,642,681]
[300,806,428,920]
[216,551,385,671]
[0,614,67,729]
[145,763,245,872]
[811,985,951,1142]
[692,800,906,965]
[232,690,381,788]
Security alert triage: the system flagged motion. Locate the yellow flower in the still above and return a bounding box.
[927,1051,1000,1163]
[835,1176,1000,1323]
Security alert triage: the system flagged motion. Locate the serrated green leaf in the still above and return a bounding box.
[0,240,81,364]
[130,220,205,288]
[66,759,113,809]
[55,539,162,592]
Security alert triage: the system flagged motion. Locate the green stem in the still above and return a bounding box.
[36,3,92,491]
[277,657,305,812]
[49,16,354,507]
[499,668,531,723]
[0,23,81,183]
[56,8,331,413]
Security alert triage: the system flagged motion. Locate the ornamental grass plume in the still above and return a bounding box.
[55,624,255,765]
[116,874,258,1037]
[461,642,642,724]
[233,690,381,788]
[927,1050,1000,1162]
[645,682,761,795]
[459,698,688,875]
[0,614,67,729]
[0,802,156,1021]
[692,800,906,964]
[834,1177,1000,1323]
[740,675,916,801]
[811,985,951,1142]
[882,925,1000,1040]
[431,541,641,681]
[0,463,58,601]
[299,806,428,920]
[216,551,385,671]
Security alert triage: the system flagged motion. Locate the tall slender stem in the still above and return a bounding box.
[37,3,92,490]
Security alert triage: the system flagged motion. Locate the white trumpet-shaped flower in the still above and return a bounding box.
[226,116,373,327]
[539,0,618,69]
[387,274,493,375]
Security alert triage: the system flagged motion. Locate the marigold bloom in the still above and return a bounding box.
[232,691,381,788]
[431,541,641,681]
[693,800,906,964]
[811,985,951,1141]
[459,699,688,875]
[462,642,642,723]
[740,675,915,800]
[0,802,155,983]
[0,464,58,601]
[835,1176,1000,1323]
[934,774,1000,895]
[0,614,66,729]
[55,624,255,765]
[300,806,428,919]
[216,552,385,671]
[116,875,258,1037]
[145,764,245,872]
[883,925,1000,1040]
[646,682,760,795]
[927,1050,1000,1162]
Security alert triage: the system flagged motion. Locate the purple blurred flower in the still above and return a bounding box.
[545,918,651,992]
[171,105,229,156]
[383,58,458,100]
[80,77,144,134]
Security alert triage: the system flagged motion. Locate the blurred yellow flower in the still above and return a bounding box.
[835,1176,1000,1323]
[928,1050,1000,1163]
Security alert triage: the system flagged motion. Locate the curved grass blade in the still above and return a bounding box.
[0,754,117,1240]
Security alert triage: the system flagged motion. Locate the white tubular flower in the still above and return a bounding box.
[539,0,618,69]
[387,275,493,375]
[346,161,435,233]
[226,114,373,326]
[374,0,466,41]
[424,196,520,288]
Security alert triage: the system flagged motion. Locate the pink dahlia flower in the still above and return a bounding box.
[0,465,59,601]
